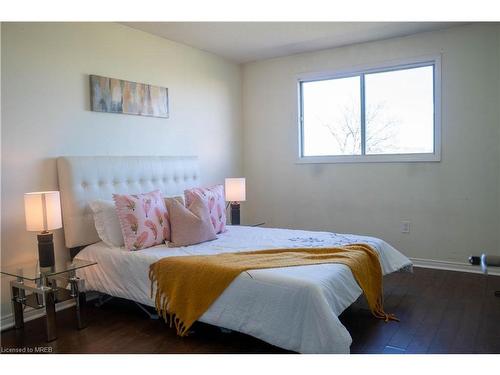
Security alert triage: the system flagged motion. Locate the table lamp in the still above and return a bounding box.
[24,191,62,267]
[225,178,246,225]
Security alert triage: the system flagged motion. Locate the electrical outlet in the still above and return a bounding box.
[401,221,410,233]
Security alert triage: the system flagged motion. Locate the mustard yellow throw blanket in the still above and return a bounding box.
[149,244,397,336]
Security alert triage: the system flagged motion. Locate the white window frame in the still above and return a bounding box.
[296,55,441,164]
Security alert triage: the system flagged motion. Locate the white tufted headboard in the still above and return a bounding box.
[57,156,200,248]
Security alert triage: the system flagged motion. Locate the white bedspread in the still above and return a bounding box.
[75,226,412,354]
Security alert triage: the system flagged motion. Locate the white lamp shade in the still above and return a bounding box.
[225,178,246,202]
[24,191,62,232]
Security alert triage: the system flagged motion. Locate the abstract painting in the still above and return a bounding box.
[89,75,169,118]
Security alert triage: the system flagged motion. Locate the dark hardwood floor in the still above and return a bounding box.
[1,267,499,354]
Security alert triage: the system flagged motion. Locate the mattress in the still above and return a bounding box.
[75,225,412,354]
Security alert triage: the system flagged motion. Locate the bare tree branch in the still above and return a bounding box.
[317,99,399,154]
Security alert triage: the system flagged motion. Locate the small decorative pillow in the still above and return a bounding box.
[89,200,124,248]
[184,185,226,234]
[113,190,170,250]
[166,194,217,247]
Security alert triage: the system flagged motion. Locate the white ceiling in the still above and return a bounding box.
[122,22,465,64]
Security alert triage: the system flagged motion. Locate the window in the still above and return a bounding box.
[298,58,440,163]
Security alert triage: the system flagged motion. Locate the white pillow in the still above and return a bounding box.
[89,200,124,247]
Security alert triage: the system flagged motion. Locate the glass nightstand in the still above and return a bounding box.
[1,259,97,342]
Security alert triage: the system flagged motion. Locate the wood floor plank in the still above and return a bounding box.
[402,270,454,353]
[350,269,414,353]
[387,268,440,349]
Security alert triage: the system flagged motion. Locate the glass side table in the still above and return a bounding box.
[1,259,97,342]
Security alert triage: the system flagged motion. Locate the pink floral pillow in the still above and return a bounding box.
[184,185,226,234]
[113,190,170,250]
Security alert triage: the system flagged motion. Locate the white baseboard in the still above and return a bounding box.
[410,257,500,276]
[0,300,75,332]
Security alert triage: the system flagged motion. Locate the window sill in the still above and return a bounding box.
[296,153,441,164]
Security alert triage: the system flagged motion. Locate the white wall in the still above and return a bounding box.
[0,23,242,318]
[242,24,500,265]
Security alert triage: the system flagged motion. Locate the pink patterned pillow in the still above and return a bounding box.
[113,190,170,250]
[184,185,226,234]
[166,194,217,247]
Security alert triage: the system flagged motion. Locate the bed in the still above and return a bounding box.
[57,156,412,354]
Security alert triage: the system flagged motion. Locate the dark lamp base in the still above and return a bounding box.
[230,202,240,225]
[38,232,55,268]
